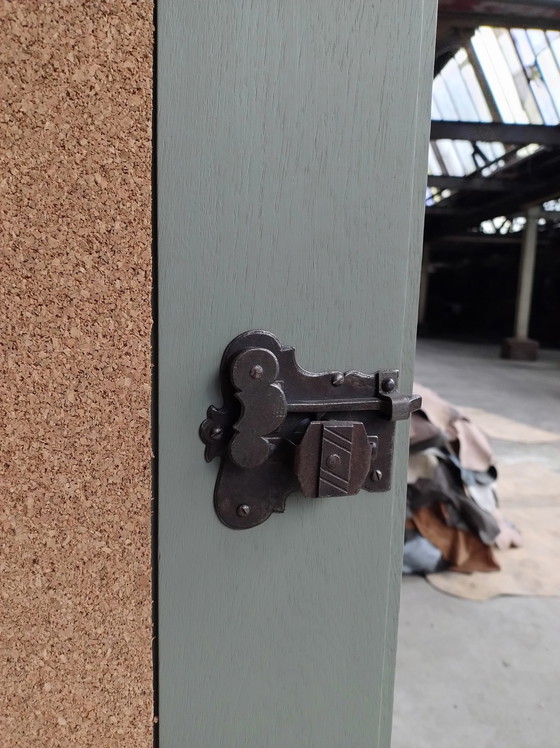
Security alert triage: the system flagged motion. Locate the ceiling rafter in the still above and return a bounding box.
[430,121,560,146]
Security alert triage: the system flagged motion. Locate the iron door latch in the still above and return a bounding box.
[200,330,421,529]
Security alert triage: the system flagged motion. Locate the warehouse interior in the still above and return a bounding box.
[421,0,560,358]
[394,2,560,746]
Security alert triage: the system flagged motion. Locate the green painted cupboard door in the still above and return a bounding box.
[157,2,436,746]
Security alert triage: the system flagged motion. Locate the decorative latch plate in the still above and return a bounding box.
[200,330,421,529]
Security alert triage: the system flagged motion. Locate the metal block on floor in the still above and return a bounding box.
[500,337,540,361]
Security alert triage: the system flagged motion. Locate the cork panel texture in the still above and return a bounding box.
[1,2,153,746]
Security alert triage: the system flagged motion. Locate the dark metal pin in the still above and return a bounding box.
[326,454,341,470]
[382,378,396,393]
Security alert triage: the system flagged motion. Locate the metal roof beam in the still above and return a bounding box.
[425,171,560,240]
[433,234,524,245]
[438,12,560,32]
[431,120,560,146]
[427,175,513,192]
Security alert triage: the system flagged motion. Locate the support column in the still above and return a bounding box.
[501,206,539,360]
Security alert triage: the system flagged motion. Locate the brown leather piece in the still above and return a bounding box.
[412,504,500,573]
[414,383,494,472]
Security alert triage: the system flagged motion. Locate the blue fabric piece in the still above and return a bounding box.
[403,533,444,575]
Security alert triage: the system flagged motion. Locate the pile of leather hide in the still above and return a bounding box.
[404,384,522,575]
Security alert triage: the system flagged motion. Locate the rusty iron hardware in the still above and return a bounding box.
[199,330,421,529]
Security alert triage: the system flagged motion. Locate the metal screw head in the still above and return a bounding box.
[331,372,344,386]
[250,365,264,379]
[382,378,396,393]
[210,426,223,440]
[371,469,383,482]
[236,504,251,517]
[326,453,341,470]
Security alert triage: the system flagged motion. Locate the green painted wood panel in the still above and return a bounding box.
[157,2,436,746]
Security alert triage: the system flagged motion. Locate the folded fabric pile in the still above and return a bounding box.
[404,384,522,575]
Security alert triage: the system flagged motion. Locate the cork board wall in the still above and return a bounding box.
[1,2,153,746]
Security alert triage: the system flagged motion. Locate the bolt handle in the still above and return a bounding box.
[294,421,372,498]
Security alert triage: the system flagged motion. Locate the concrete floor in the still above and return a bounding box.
[411,338,560,433]
[392,339,560,748]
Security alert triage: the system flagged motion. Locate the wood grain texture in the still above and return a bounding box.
[1,2,153,746]
[157,1,436,746]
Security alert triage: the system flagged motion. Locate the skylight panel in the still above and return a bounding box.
[527,29,549,56]
[472,28,527,123]
[460,63,492,122]
[496,29,543,123]
[454,139,478,174]
[428,25,557,192]
[529,75,559,124]
[444,58,482,120]
[538,48,560,114]
[432,76,459,120]
[530,37,560,123]
[511,28,536,67]
[427,145,443,177]
[436,139,468,177]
